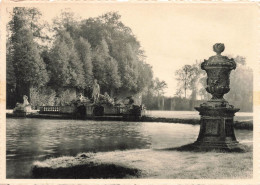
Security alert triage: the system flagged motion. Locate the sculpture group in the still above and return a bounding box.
[13,95,32,114]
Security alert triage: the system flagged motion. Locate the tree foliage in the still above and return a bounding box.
[7,8,154,106]
[153,78,168,96]
[75,37,93,88]
[49,31,85,89]
[79,12,149,94]
[225,56,253,111]
[142,78,168,110]
[50,10,153,96]
[175,64,201,98]
[7,7,49,101]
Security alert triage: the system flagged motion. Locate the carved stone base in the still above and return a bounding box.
[191,140,243,152]
[192,105,244,152]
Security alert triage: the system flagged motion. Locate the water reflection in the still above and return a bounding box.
[6,118,252,178]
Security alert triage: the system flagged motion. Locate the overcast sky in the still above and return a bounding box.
[7,3,258,96]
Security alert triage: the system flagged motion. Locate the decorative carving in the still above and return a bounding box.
[201,43,236,101]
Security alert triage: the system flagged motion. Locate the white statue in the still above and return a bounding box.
[22,95,30,106]
[13,95,32,113]
[92,79,100,103]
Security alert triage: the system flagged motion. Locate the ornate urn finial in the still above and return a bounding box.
[213,43,225,55]
[201,43,236,101]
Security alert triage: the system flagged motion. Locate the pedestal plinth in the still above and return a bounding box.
[178,43,248,152]
[194,104,240,151]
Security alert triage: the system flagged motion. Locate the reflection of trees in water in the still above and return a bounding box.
[6,118,49,178]
[20,120,151,156]
[7,119,44,157]
[69,121,152,153]
[7,119,152,178]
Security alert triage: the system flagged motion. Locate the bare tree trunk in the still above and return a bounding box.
[162,96,164,110]
[157,94,160,110]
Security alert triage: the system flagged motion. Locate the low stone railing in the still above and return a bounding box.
[39,106,61,113]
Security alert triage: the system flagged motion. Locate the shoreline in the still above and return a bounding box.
[6,112,253,130]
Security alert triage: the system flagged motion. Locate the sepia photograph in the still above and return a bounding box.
[0,0,259,183]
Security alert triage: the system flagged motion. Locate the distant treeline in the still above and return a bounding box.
[6,8,154,108]
[142,57,253,112]
[143,96,205,111]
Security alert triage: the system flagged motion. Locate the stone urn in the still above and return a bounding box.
[193,43,242,151]
[203,43,236,101]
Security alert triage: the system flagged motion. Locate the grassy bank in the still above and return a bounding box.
[32,143,252,179]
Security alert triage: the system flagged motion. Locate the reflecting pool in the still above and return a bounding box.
[6,117,252,178]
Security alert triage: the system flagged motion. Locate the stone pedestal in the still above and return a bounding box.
[190,43,244,152]
[194,103,240,150]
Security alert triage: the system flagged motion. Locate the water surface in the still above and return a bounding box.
[6,115,252,178]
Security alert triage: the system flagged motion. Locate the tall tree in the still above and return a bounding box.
[103,57,121,96]
[52,10,80,39]
[136,62,153,93]
[175,65,198,98]
[92,39,121,95]
[8,7,49,102]
[75,37,93,88]
[92,39,110,88]
[153,78,168,97]
[80,12,152,95]
[49,31,85,89]
[6,40,16,89]
[189,62,201,101]
[154,78,168,110]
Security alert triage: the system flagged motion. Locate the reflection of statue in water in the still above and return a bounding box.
[13,95,32,113]
[92,79,100,103]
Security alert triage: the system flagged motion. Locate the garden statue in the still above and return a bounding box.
[13,95,32,113]
[92,79,100,103]
[79,93,89,103]
[102,92,114,105]
[23,95,30,106]
[193,43,242,151]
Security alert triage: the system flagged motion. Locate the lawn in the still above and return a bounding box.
[32,143,252,179]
